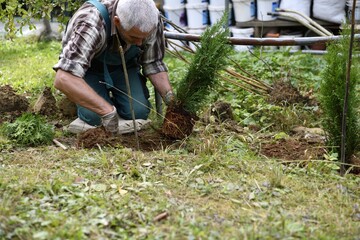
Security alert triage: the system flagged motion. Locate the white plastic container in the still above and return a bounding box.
[163,5,187,29]
[210,0,226,6]
[347,1,360,23]
[280,0,311,17]
[231,27,254,51]
[186,0,209,4]
[186,3,209,29]
[232,0,255,22]
[279,33,302,51]
[187,28,205,51]
[257,0,279,21]
[208,4,232,25]
[163,0,186,5]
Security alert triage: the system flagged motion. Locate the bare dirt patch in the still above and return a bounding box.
[0,85,29,123]
[258,137,326,161]
[75,126,179,151]
[268,80,315,106]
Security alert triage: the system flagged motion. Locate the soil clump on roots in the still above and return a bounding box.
[161,105,197,139]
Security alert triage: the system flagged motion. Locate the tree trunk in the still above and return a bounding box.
[38,18,53,41]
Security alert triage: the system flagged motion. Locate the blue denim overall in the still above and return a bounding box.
[77,0,151,126]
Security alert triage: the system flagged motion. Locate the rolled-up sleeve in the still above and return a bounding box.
[53,7,106,78]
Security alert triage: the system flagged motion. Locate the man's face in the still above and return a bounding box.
[115,17,152,46]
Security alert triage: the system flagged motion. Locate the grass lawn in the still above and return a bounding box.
[0,38,359,239]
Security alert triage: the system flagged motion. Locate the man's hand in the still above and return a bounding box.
[164,90,176,106]
[101,106,119,134]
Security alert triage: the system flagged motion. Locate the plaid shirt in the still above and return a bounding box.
[53,0,168,78]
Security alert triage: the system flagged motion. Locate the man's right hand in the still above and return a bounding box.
[101,106,119,134]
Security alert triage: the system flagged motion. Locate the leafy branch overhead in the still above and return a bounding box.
[175,14,233,114]
[0,0,84,39]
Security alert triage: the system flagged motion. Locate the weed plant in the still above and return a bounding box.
[1,112,54,146]
[319,27,360,159]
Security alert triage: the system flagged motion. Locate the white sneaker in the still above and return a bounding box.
[118,118,151,134]
[66,118,96,134]
[66,117,151,134]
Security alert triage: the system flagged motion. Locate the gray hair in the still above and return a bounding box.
[116,0,159,32]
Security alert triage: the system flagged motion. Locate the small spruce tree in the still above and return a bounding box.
[319,26,360,161]
[175,14,233,114]
[162,13,233,139]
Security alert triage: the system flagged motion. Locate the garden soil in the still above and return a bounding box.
[73,120,327,161]
[75,126,178,151]
[1,84,359,173]
[0,85,29,123]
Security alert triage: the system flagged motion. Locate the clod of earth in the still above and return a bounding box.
[57,96,77,117]
[33,87,58,116]
[268,80,314,106]
[0,85,29,123]
[161,105,197,139]
[76,127,116,149]
[203,101,234,123]
[0,85,29,113]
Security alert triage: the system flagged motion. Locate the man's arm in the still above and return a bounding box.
[147,71,173,99]
[54,69,114,116]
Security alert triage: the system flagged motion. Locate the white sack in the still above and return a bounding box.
[280,0,311,16]
[313,0,346,23]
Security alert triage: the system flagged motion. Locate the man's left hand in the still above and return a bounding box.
[164,90,175,106]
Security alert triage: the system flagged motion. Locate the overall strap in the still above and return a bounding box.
[86,0,111,39]
[87,0,114,88]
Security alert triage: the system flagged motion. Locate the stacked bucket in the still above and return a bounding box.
[230,0,279,23]
[163,0,187,51]
[207,0,232,26]
[185,0,208,51]
[231,0,279,51]
[162,0,283,52]
[256,0,279,21]
[162,0,211,31]
[186,0,209,29]
[163,0,187,30]
[231,0,255,51]
[163,0,233,51]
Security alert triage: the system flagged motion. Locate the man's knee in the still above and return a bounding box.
[77,106,101,126]
[120,103,150,120]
